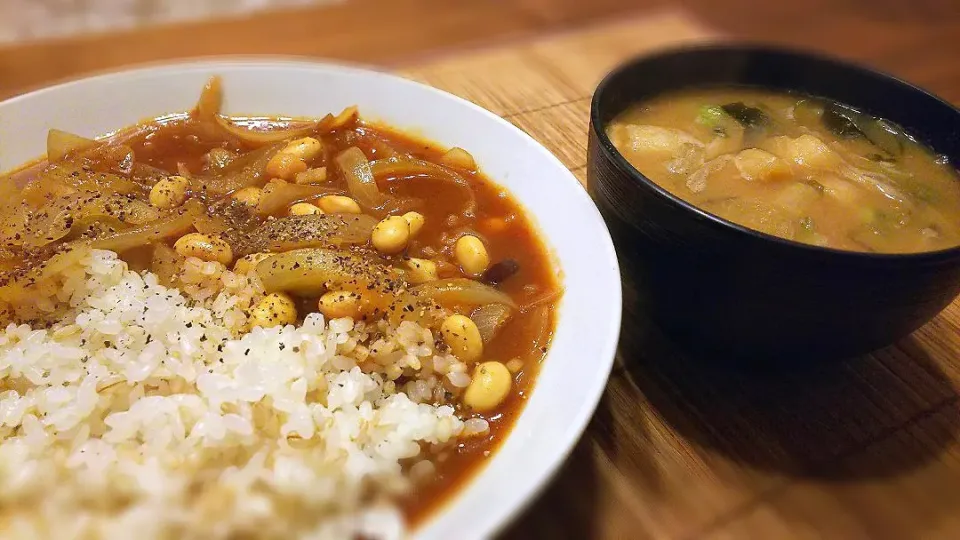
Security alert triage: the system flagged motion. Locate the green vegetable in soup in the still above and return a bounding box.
[720,102,771,129]
[821,102,863,139]
[696,106,727,130]
[792,99,823,130]
[867,153,897,163]
[860,118,906,158]
[822,101,904,157]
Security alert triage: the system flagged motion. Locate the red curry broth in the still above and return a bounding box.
[1,108,559,524]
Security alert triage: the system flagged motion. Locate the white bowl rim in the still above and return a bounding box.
[0,58,623,540]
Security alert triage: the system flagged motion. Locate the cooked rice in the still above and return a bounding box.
[0,249,484,539]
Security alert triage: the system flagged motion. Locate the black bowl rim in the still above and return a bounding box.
[590,43,960,262]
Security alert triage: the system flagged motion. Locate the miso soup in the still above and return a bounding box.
[607,88,960,253]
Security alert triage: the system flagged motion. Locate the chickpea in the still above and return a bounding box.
[174,233,233,265]
[295,167,328,185]
[440,314,483,363]
[371,215,410,254]
[289,202,323,216]
[282,137,323,162]
[149,175,190,209]
[405,258,438,284]
[233,252,273,275]
[265,151,308,180]
[402,211,425,237]
[317,195,361,214]
[249,292,298,328]
[232,186,263,208]
[463,361,512,412]
[454,235,490,276]
[317,290,362,319]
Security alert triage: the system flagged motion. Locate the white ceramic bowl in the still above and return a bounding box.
[0,59,622,540]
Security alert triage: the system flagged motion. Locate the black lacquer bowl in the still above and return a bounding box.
[587,45,960,362]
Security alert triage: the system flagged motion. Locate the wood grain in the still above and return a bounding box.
[702,401,960,540]
[400,50,582,117]
[527,11,718,96]
[509,99,592,170]
[3,1,960,539]
[0,0,541,101]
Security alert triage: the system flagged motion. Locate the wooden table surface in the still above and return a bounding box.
[4,1,960,539]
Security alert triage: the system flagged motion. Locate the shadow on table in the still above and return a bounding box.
[497,394,610,540]
[617,303,960,480]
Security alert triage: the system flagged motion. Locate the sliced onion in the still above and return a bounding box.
[28,161,141,199]
[370,155,468,185]
[196,76,223,124]
[440,147,477,171]
[470,303,513,343]
[204,148,238,171]
[331,106,358,130]
[369,140,398,159]
[519,287,563,312]
[243,213,377,254]
[255,247,392,297]
[214,115,319,145]
[411,278,517,309]
[21,192,160,249]
[336,147,386,210]
[47,129,97,163]
[193,214,230,235]
[101,145,136,177]
[370,156,477,215]
[0,248,18,274]
[88,200,203,253]
[521,305,553,357]
[255,181,338,216]
[198,143,283,197]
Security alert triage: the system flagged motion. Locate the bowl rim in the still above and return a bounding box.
[590,43,960,262]
[0,57,623,540]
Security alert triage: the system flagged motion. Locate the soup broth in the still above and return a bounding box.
[607,88,960,253]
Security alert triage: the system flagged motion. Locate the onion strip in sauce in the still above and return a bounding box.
[195,143,283,197]
[336,147,387,210]
[470,303,513,343]
[254,181,338,216]
[214,116,323,146]
[88,199,204,253]
[411,278,517,309]
[242,214,378,254]
[370,155,478,216]
[46,129,97,163]
[255,247,394,297]
[196,75,327,145]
